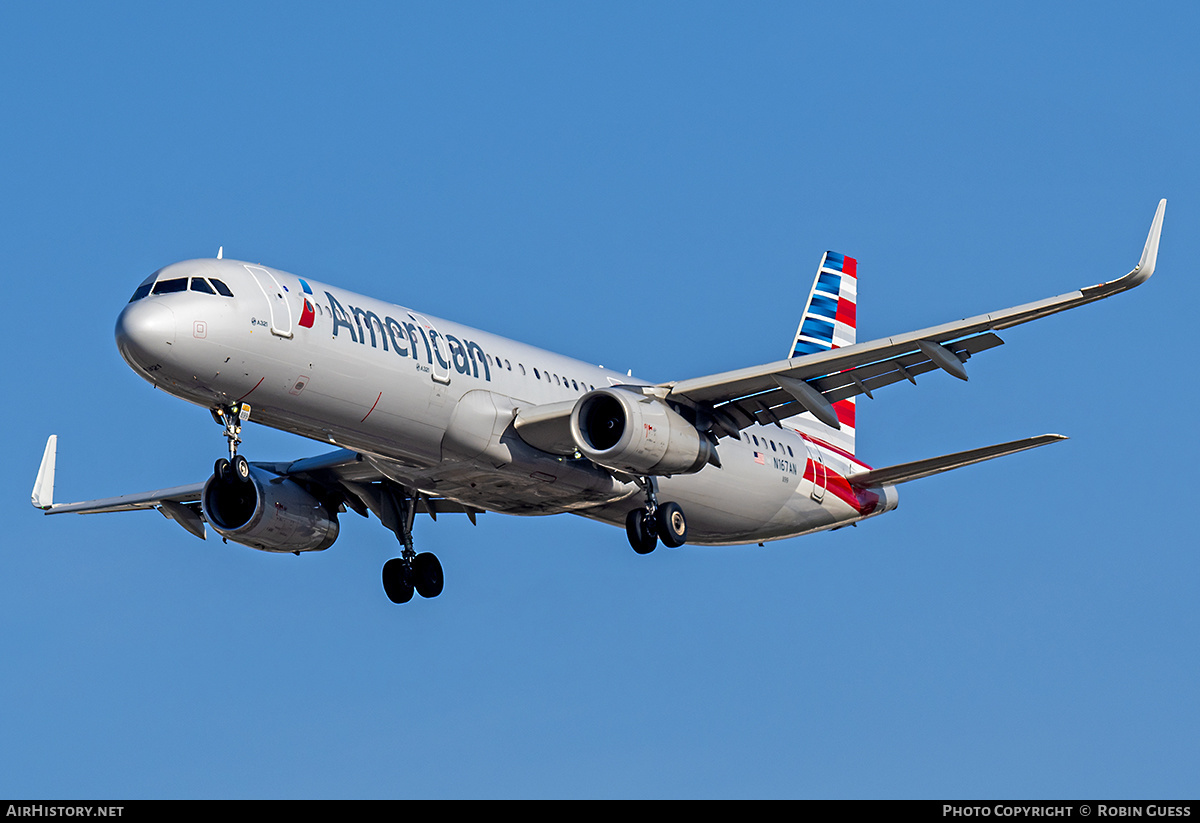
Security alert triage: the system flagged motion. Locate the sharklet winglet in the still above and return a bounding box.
[32,435,56,509]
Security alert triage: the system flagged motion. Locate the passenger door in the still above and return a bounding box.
[244,265,294,338]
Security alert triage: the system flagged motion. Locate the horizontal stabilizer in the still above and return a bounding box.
[849,434,1067,488]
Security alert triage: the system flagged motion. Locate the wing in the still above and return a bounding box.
[31,437,481,541]
[665,199,1166,435]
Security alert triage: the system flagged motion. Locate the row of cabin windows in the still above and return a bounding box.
[304,302,600,392]
[744,431,796,458]
[479,352,597,392]
[129,276,234,303]
[306,307,601,393]
[533,366,595,392]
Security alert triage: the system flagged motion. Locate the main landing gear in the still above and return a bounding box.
[625,477,688,554]
[382,552,444,604]
[377,485,444,604]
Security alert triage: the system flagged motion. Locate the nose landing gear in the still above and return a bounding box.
[211,403,254,486]
[212,403,251,461]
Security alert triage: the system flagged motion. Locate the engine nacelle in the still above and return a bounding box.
[570,387,714,476]
[201,466,340,553]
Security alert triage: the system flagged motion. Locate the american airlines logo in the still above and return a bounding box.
[324,292,494,382]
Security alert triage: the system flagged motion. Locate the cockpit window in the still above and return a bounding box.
[152,277,188,295]
[129,271,234,302]
[128,273,156,303]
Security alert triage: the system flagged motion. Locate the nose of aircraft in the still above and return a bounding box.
[115,300,176,370]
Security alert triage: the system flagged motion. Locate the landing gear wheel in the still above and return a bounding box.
[382,558,414,604]
[214,458,231,483]
[413,552,444,599]
[232,454,251,482]
[656,501,688,548]
[626,508,658,554]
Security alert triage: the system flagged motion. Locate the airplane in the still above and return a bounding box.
[31,200,1166,604]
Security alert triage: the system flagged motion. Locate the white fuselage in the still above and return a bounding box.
[115,258,897,545]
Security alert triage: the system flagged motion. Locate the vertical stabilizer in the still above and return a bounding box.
[784,252,857,454]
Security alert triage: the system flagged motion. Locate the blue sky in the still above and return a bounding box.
[2,3,1197,798]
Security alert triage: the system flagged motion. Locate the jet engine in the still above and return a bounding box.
[570,387,715,476]
[201,465,340,553]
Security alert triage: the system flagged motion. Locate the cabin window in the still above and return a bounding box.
[534,368,541,379]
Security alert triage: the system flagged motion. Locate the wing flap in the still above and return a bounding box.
[715,332,1004,432]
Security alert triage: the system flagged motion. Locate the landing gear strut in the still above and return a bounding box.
[212,402,251,461]
[625,477,688,554]
[211,404,254,486]
[378,485,444,603]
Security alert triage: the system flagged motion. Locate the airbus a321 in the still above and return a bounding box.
[31,201,1167,603]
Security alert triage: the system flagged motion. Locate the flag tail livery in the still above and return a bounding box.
[32,200,1167,604]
